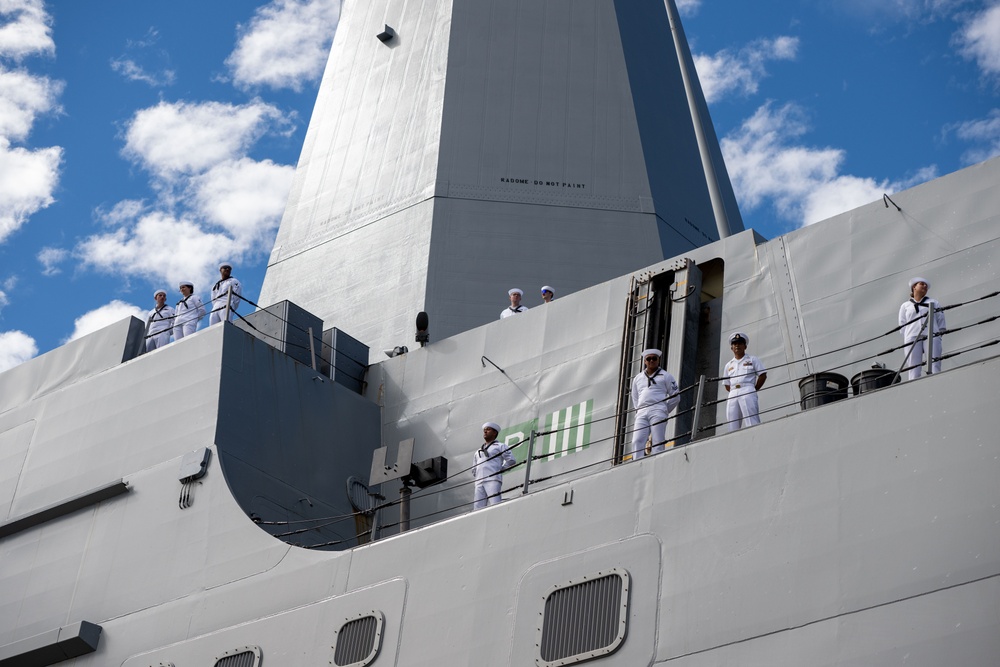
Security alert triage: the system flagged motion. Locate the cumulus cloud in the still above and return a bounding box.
[64,300,145,343]
[955,3,1000,79]
[945,108,1000,164]
[123,99,289,178]
[78,211,248,291]
[0,66,62,140]
[0,329,36,372]
[0,4,63,245]
[78,99,295,289]
[694,37,799,104]
[722,102,935,226]
[0,138,62,243]
[226,0,340,91]
[37,245,67,275]
[0,0,54,60]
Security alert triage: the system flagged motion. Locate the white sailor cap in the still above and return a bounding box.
[908,276,929,290]
[508,288,523,297]
[179,281,194,289]
[482,421,501,433]
[153,288,167,297]
[541,286,554,294]
[219,261,232,270]
[729,332,749,345]
[640,348,661,359]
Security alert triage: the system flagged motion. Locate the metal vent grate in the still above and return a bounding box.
[213,646,261,667]
[538,569,630,666]
[333,611,384,667]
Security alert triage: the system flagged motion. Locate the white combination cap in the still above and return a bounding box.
[908,276,929,290]
[482,421,501,433]
[541,285,554,294]
[640,348,661,359]
[729,332,749,345]
[219,261,233,270]
[153,289,167,297]
[179,281,194,288]
[508,288,523,297]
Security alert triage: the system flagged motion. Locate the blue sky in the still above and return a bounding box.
[0,0,997,370]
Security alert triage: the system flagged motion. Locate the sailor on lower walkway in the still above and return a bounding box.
[723,332,767,431]
[629,349,679,460]
[898,276,946,380]
[473,422,517,509]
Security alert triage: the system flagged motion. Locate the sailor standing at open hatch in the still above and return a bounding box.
[898,277,946,380]
[629,349,679,460]
[210,262,242,325]
[173,281,206,340]
[723,332,767,431]
[146,289,175,352]
[500,288,529,319]
[472,422,517,509]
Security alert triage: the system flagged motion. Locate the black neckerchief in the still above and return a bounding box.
[645,368,662,387]
[911,297,929,310]
[177,295,191,309]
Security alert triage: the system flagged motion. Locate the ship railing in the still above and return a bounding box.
[250,290,999,548]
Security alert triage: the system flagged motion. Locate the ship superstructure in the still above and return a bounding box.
[2,0,1000,664]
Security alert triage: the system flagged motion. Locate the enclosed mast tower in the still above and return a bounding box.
[260,0,742,354]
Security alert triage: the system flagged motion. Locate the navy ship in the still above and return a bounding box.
[2,1,998,665]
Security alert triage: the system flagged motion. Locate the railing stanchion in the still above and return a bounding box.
[690,375,706,442]
[307,326,317,371]
[926,302,935,375]
[522,430,537,495]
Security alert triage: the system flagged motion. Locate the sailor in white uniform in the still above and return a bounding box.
[146,289,175,352]
[898,276,946,380]
[541,286,555,303]
[472,421,518,509]
[629,348,680,460]
[210,262,242,325]
[173,281,206,340]
[723,332,767,431]
[500,288,529,319]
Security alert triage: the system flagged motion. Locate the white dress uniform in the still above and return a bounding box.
[898,296,945,380]
[500,305,529,319]
[472,438,517,509]
[146,304,175,352]
[210,276,242,325]
[724,354,766,431]
[173,293,206,340]
[629,366,680,460]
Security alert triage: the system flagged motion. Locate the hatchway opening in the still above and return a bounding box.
[614,258,725,460]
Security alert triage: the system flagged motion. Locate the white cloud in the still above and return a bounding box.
[65,300,145,343]
[0,0,54,60]
[0,138,62,243]
[955,3,1000,79]
[110,57,176,87]
[189,157,294,240]
[675,0,701,15]
[123,99,289,178]
[694,37,799,104]
[722,102,934,227]
[226,0,340,91]
[37,245,67,275]
[0,329,36,372]
[946,108,1000,164]
[0,66,61,141]
[77,211,242,292]
[79,99,296,289]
